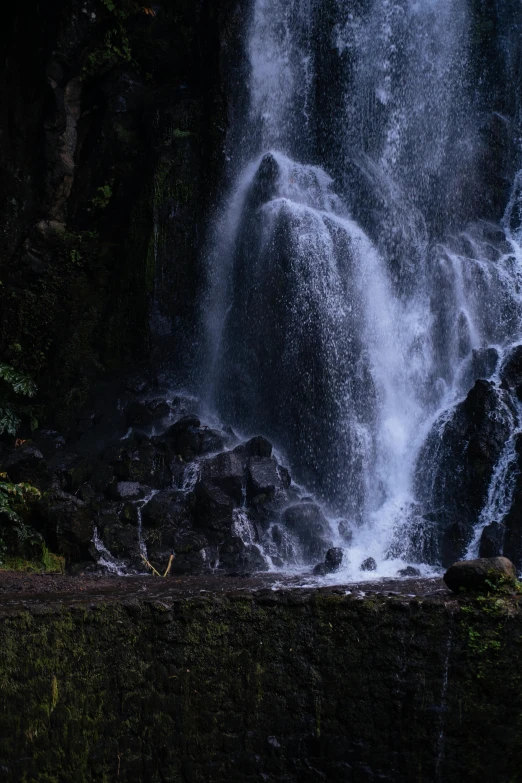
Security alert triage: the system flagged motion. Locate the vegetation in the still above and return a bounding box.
[0,362,37,436]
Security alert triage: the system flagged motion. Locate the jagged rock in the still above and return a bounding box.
[314,547,343,575]
[218,535,268,574]
[245,436,273,458]
[166,416,227,460]
[141,490,192,530]
[247,457,280,502]
[3,443,44,484]
[398,566,421,577]
[360,557,377,572]
[282,503,332,561]
[500,345,522,400]
[479,521,505,559]
[105,434,171,489]
[338,520,354,545]
[38,490,93,560]
[199,452,244,504]
[278,465,292,489]
[415,380,513,566]
[443,557,516,593]
[194,483,236,538]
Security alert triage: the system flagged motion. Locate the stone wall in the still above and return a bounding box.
[1,587,521,781]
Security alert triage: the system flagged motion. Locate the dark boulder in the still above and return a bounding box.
[443,556,516,593]
[282,503,333,561]
[141,490,192,531]
[218,535,268,574]
[314,547,344,575]
[398,566,421,577]
[199,452,244,504]
[3,443,44,484]
[414,380,513,566]
[479,521,505,559]
[360,557,377,572]
[105,434,171,489]
[194,483,236,538]
[246,457,280,502]
[38,490,93,561]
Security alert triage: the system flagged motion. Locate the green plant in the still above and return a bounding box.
[92,184,113,209]
[0,363,37,436]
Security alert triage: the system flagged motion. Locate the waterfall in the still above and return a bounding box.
[201,0,522,572]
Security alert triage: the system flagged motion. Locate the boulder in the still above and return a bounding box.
[360,557,377,572]
[199,452,244,503]
[443,556,517,593]
[140,490,192,530]
[105,434,171,489]
[38,490,93,560]
[218,535,268,574]
[314,547,343,575]
[414,380,513,566]
[479,521,505,559]
[194,483,236,538]
[282,503,333,561]
[3,443,44,484]
[247,457,280,502]
[398,566,421,577]
[126,399,170,428]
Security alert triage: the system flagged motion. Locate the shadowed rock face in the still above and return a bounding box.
[414,381,514,566]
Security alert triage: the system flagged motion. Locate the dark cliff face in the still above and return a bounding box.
[0,0,244,431]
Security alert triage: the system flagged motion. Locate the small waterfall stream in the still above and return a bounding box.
[200,0,522,573]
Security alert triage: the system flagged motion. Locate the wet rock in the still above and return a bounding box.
[444,556,516,593]
[282,503,333,561]
[314,547,343,575]
[199,452,244,504]
[500,344,522,400]
[218,535,268,574]
[105,434,171,489]
[141,490,192,531]
[108,481,143,501]
[194,483,236,538]
[415,380,513,566]
[479,521,505,559]
[3,443,44,484]
[325,547,344,572]
[245,436,273,458]
[247,457,280,502]
[338,520,354,545]
[38,490,93,560]
[360,557,377,572]
[398,566,421,577]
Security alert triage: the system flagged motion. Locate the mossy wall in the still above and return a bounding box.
[1,589,522,782]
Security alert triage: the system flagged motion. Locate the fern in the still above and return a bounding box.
[0,363,37,396]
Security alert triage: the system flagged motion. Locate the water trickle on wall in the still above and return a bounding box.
[201,0,522,573]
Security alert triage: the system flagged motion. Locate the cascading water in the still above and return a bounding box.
[201,0,522,576]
